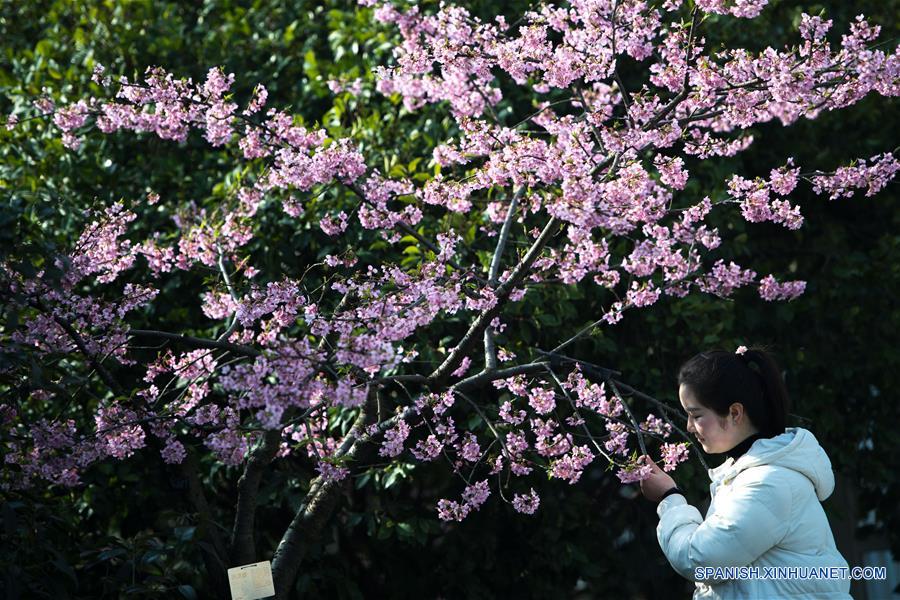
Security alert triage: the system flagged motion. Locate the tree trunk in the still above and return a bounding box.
[270,398,375,597]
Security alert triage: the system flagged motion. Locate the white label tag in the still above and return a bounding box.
[227,561,276,600]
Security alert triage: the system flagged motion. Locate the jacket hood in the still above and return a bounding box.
[709,427,836,501]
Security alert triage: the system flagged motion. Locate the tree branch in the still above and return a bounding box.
[642,5,699,132]
[33,299,123,396]
[454,362,550,392]
[33,303,235,592]
[485,187,524,371]
[215,247,241,342]
[129,329,261,357]
[428,216,560,386]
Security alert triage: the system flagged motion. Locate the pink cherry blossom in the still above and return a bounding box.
[6,2,898,529]
[661,442,690,472]
[512,489,540,514]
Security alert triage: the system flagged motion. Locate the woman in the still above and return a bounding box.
[640,348,851,599]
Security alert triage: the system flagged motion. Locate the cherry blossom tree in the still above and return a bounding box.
[2,0,898,595]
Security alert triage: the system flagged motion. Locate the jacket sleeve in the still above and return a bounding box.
[656,469,791,580]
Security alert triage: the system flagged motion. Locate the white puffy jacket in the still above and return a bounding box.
[656,427,851,599]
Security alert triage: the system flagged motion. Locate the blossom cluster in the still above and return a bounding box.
[810,153,900,200]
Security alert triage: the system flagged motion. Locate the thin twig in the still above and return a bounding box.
[544,365,617,465]
[607,380,648,458]
[129,329,261,357]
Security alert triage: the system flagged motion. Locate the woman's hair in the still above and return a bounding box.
[677,348,790,438]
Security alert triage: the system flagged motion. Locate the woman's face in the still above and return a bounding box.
[679,383,741,454]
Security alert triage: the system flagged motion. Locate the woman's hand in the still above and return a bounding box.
[639,455,678,502]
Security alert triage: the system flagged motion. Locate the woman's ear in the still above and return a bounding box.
[729,402,744,424]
